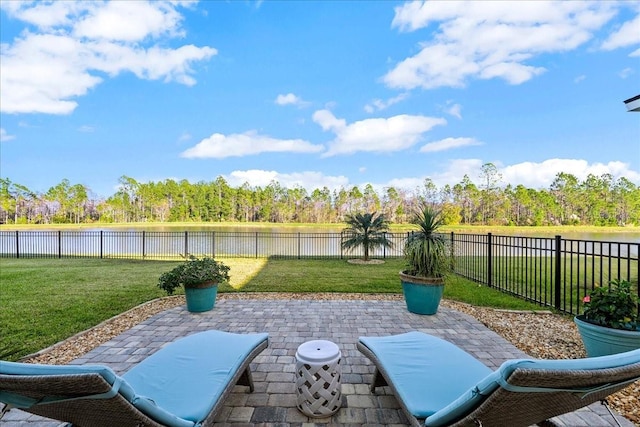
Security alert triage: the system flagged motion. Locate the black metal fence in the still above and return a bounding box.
[1,230,638,316]
[0,230,407,260]
[452,233,639,317]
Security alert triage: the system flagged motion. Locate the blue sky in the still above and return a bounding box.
[1,0,639,199]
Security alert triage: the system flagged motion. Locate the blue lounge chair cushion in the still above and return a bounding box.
[122,330,269,424]
[360,332,640,427]
[358,332,493,419]
[1,330,269,427]
[0,361,193,427]
[426,346,640,427]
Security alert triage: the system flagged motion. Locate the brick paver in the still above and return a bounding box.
[1,298,635,426]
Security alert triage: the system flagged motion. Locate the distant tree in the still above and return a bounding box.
[69,183,88,223]
[347,186,364,213]
[288,185,309,222]
[3,170,639,226]
[212,176,234,221]
[581,173,617,226]
[453,175,480,224]
[550,172,580,224]
[363,183,381,213]
[479,162,502,224]
[613,177,640,225]
[440,202,462,225]
[382,186,402,223]
[420,178,439,206]
[341,212,393,261]
[0,178,16,223]
[310,187,332,223]
[46,179,72,223]
[333,187,349,221]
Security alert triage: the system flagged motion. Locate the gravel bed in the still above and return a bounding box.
[23,293,639,425]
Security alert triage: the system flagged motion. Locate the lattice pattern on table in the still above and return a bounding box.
[295,358,342,417]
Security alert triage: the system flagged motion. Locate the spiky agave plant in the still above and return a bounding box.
[404,206,451,278]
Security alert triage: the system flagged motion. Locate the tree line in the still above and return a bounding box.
[1,163,638,226]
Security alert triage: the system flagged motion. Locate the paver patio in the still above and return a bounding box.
[1,298,635,426]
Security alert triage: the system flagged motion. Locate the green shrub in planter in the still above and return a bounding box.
[158,256,230,296]
[582,279,639,331]
[575,279,640,356]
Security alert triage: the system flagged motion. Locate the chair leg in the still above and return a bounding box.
[601,400,623,427]
[370,368,388,392]
[0,403,13,420]
[236,367,255,392]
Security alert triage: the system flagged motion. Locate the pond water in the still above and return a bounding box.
[81,225,640,244]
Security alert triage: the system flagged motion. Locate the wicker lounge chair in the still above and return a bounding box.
[0,330,269,427]
[357,331,640,427]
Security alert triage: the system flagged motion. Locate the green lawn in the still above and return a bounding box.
[1,257,544,361]
[456,254,638,312]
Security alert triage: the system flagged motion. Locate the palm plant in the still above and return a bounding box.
[404,206,451,278]
[341,212,393,261]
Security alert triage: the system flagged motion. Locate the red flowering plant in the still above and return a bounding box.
[582,279,640,331]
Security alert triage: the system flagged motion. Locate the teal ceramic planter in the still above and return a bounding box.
[400,271,444,315]
[184,284,218,312]
[574,315,640,357]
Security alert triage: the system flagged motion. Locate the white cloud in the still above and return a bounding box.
[77,125,95,133]
[225,169,349,191]
[385,1,617,90]
[382,158,640,192]
[619,67,634,79]
[312,110,347,132]
[180,130,324,159]
[574,74,586,83]
[364,92,409,113]
[385,159,483,191]
[1,128,16,142]
[0,1,84,28]
[275,93,309,107]
[178,132,192,142]
[445,102,462,119]
[600,12,640,51]
[502,159,640,188]
[313,109,446,156]
[0,1,216,114]
[193,157,640,195]
[419,137,482,153]
[73,2,184,42]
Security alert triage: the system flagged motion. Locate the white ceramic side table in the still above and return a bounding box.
[295,339,342,417]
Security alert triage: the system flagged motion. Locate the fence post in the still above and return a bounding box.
[383,232,386,259]
[212,231,215,258]
[255,232,258,258]
[298,232,301,259]
[450,232,455,272]
[15,230,19,259]
[487,233,493,288]
[554,235,562,311]
[100,231,103,259]
[142,230,146,259]
[58,230,62,259]
[184,231,188,257]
